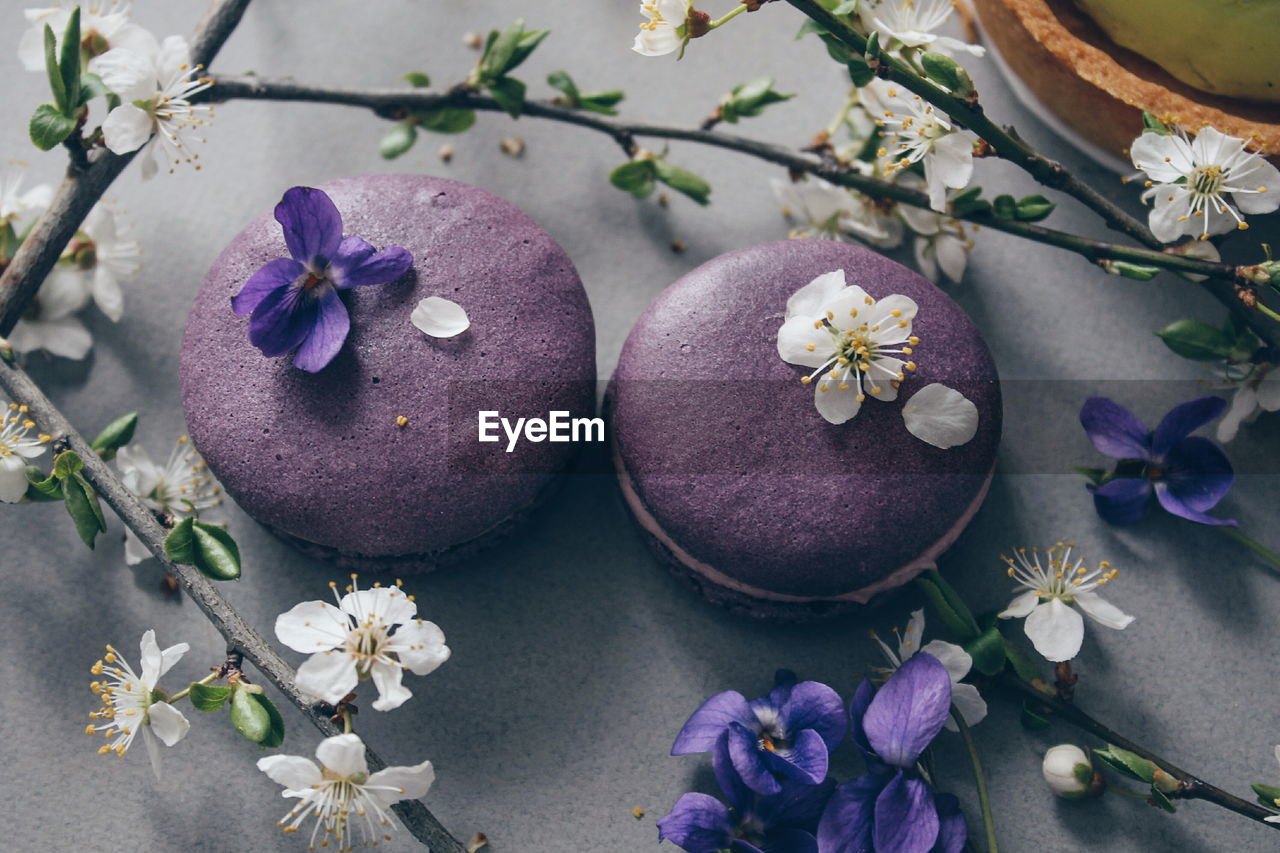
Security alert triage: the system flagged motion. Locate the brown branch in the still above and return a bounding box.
[0,355,467,853]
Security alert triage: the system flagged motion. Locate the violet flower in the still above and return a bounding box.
[1079,396,1235,527]
[818,653,966,853]
[658,737,835,853]
[672,670,847,796]
[231,186,413,372]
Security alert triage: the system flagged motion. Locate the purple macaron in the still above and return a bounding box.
[609,240,1001,619]
[180,174,596,571]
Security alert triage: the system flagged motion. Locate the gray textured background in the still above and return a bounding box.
[3,1,1279,851]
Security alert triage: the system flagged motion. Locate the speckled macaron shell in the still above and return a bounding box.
[181,174,596,568]
[610,239,1001,603]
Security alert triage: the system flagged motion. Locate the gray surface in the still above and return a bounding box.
[2,2,1278,851]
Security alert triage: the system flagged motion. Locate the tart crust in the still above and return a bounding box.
[974,0,1280,161]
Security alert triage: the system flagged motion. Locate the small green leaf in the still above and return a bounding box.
[487,75,527,119]
[654,160,711,206]
[1015,194,1055,222]
[230,687,272,744]
[921,51,974,98]
[820,33,852,64]
[1155,319,1234,361]
[52,450,84,479]
[90,411,138,460]
[579,91,624,115]
[59,7,81,116]
[507,29,550,74]
[1072,465,1110,487]
[992,194,1017,219]
[164,516,197,563]
[948,186,990,217]
[189,682,232,712]
[24,466,63,501]
[1141,110,1170,135]
[831,0,861,14]
[63,473,105,548]
[1251,782,1280,809]
[404,72,431,88]
[610,160,657,200]
[1103,260,1161,280]
[720,77,793,124]
[1001,631,1043,682]
[547,70,580,102]
[1094,745,1157,783]
[43,24,66,113]
[380,122,417,160]
[1020,698,1050,732]
[846,55,874,87]
[30,104,77,151]
[416,106,476,134]
[479,20,522,80]
[192,521,241,581]
[964,620,1007,676]
[863,30,881,64]
[914,571,981,642]
[78,72,109,106]
[252,692,286,748]
[1149,785,1177,813]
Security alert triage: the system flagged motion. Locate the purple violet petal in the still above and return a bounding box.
[274,186,343,269]
[757,828,819,853]
[863,653,951,768]
[1154,483,1238,526]
[755,777,837,832]
[656,793,734,853]
[930,793,967,853]
[728,722,783,796]
[247,283,316,358]
[231,257,304,316]
[763,727,829,785]
[848,679,879,764]
[779,681,848,752]
[873,771,939,853]
[330,243,413,289]
[332,235,376,270]
[1079,397,1151,460]
[730,840,768,853]
[1090,477,1153,526]
[672,691,754,755]
[1150,396,1228,459]
[816,775,881,853]
[713,733,754,814]
[291,288,351,373]
[1162,436,1234,511]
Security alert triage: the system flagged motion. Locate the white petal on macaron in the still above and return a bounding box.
[901,383,978,449]
[411,296,470,338]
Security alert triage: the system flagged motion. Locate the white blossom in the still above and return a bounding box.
[776,269,920,425]
[86,629,191,779]
[0,164,53,229]
[411,296,470,338]
[771,176,904,248]
[901,382,978,448]
[1130,127,1280,242]
[863,78,976,212]
[6,265,93,360]
[1217,363,1280,443]
[1042,744,1094,799]
[116,436,221,565]
[275,578,450,712]
[96,35,213,179]
[998,542,1133,662]
[633,0,692,57]
[258,733,435,850]
[73,204,141,322]
[0,401,52,502]
[18,2,157,76]
[897,174,973,283]
[860,0,985,57]
[875,609,987,730]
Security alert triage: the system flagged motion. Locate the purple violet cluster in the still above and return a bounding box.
[659,660,966,853]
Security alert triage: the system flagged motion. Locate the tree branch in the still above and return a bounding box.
[206,74,1279,352]
[0,355,467,853]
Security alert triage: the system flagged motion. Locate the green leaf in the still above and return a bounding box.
[948,186,990,217]
[964,620,1007,676]
[24,466,63,501]
[921,51,974,98]
[721,77,793,123]
[507,29,550,74]
[479,20,522,80]
[164,517,196,562]
[1019,698,1050,732]
[579,91,624,115]
[547,70,580,102]
[189,682,232,712]
[846,55,874,87]
[192,521,242,581]
[1015,194,1055,222]
[654,160,711,206]
[1149,785,1177,813]
[1251,782,1280,809]
[59,7,81,116]
[992,194,1017,219]
[1104,260,1161,280]
[404,72,431,88]
[43,24,66,113]
[1072,465,1110,487]
[30,104,77,151]
[1094,745,1157,783]
[1002,631,1043,682]
[820,33,853,64]
[1141,110,1170,135]
[251,692,286,748]
[487,75,527,119]
[610,160,657,200]
[1225,313,1263,361]
[63,473,105,548]
[380,122,417,160]
[416,106,476,134]
[914,572,981,642]
[52,449,83,479]
[230,687,272,744]
[78,72,109,106]
[90,411,138,460]
[863,30,881,64]
[1155,319,1234,361]
[831,0,861,14]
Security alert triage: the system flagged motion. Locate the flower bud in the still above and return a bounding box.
[1042,744,1102,799]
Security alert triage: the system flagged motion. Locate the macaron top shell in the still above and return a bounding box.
[181,174,595,558]
[611,240,1001,599]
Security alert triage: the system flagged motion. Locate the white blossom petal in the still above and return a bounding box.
[365,759,436,805]
[295,650,360,704]
[776,315,835,368]
[341,587,417,628]
[147,700,190,746]
[814,375,863,424]
[947,682,988,730]
[315,733,369,778]
[920,640,972,682]
[784,269,847,319]
[369,660,414,712]
[102,104,155,155]
[390,620,451,676]
[411,297,470,338]
[902,383,978,448]
[0,455,30,503]
[999,589,1039,619]
[257,754,323,792]
[275,600,350,652]
[1074,591,1134,630]
[1217,385,1259,443]
[1023,598,1085,662]
[1130,132,1192,183]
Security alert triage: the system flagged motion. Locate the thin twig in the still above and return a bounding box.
[205,74,1280,352]
[954,711,999,853]
[1001,672,1279,827]
[0,355,466,853]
